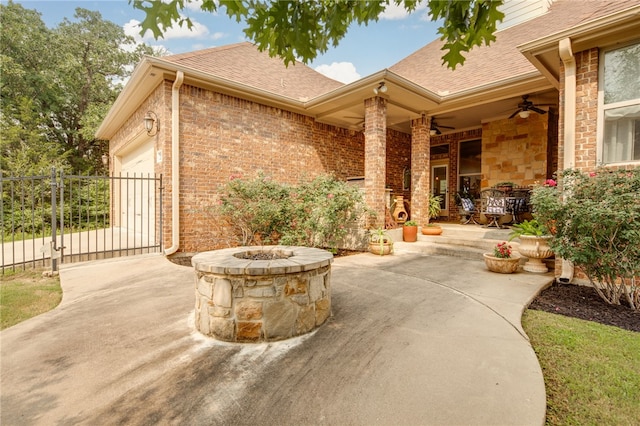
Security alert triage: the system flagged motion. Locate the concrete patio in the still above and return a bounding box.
[1,249,553,425]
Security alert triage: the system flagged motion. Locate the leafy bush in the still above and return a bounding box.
[218,173,293,246]
[531,168,640,310]
[217,173,369,252]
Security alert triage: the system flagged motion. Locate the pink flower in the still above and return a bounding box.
[589,172,597,177]
[545,179,557,187]
[327,193,334,199]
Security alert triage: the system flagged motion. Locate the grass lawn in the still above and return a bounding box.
[523,310,640,426]
[0,269,62,330]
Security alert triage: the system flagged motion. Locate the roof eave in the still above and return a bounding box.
[518,4,640,88]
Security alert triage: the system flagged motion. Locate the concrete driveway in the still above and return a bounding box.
[1,252,552,425]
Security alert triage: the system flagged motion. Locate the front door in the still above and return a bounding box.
[431,163,448,218]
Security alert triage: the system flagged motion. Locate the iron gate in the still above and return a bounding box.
[1,168,163,274]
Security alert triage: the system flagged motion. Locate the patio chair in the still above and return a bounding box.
[508,188,531,223]
[459,197,479,225]
[480,188,507,228]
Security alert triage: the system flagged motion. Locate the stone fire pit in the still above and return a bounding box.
[192,246,333,342]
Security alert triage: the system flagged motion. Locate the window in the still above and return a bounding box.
[458,139,481,199]
[600,42,640,164]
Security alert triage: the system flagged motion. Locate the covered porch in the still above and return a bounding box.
[307,71,559,229]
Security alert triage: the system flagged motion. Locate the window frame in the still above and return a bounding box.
[597,40,640,166]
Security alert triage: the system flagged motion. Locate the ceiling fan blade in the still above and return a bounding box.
[438,124,455,129]
[509,109,520,119]
[530,106,547,115]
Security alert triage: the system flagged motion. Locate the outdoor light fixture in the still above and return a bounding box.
[373,82,387,95]
[518,110,531,119]
[144,111,159,135]
[101,154,109,166]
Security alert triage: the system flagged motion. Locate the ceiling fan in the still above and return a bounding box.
[509,95,548,119]
[430,119,455,135]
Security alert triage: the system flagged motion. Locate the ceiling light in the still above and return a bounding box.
[519,110,530,119]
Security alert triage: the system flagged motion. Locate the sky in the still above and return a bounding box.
[8,0,443,83]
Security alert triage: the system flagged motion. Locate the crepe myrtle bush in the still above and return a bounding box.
[217,173,369,252]
[530,168,640,310]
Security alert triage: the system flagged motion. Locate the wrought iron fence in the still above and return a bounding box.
[1,168,162,274]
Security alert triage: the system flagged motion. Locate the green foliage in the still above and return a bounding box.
[1,2,154,175]
[508,219,547,241]
[404,220,417,227]
[428,194,442,220]
[133,0,504,70]
[531,168,640,310]
[217,173,368,252]
[218,173,292,246]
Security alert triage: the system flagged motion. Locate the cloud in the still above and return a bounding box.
[315,62,361,84]
[380,3,429,20]
[124,17,210,42]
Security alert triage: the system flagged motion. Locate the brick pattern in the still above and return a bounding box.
[574,48,599,171]
[410,117,430,224]
[364,96,388,228]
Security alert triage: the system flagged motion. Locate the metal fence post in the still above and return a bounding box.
[50,167,58,272]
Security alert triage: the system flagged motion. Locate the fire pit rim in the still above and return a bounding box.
[191,245,334,275]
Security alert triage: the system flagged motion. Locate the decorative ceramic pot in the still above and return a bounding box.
[483,253,521,274]
[517,235,553,273]
[421,225,442,236]
[369,240,392,255]
[403,225,418,242]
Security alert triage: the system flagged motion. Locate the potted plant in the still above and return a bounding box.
[422,195,443,235]
[496,181,515,193]
[369,228,393,255]
[483,242,521,273]
[402,220,418,242]
[508,219,553,273]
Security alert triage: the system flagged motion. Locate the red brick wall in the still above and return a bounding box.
[110,82,411,252]
[574,48,599,171]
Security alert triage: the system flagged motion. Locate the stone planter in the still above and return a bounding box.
[192,246,333,343]
[483,253,521,274]
[517,235,553,273]
[369,240,392,255]
[421,225,442,236]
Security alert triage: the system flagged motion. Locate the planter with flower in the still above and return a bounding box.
[508,219,553,273]
[402,220,418,242]
[421,195,443,235]
[483,242,521,273]
[369,228,393,255]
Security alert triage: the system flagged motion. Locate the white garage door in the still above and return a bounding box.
[118,139,155,234]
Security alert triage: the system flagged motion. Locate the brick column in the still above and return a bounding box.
[411,115,431,225]
[364,96,387,228]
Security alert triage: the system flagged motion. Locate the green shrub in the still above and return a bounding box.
[531,168,640,310]
[217,173,369,252]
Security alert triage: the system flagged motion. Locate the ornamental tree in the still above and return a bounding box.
[531,168,640,310]
[131,0,505,70]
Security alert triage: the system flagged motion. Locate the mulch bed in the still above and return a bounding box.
[528,283,640,333]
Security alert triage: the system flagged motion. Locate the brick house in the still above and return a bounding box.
[96,0,640,256]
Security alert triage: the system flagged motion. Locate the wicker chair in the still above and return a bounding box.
[480,188,507,228]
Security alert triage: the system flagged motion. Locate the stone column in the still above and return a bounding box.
[364,96,387,228]
[411,115,431,225]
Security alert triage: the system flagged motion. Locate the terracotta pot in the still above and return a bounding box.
[517,235,553,273]
[403,225,418,242]
[421,225,442,236]
[483,253,521,274]
[369,240,392,255]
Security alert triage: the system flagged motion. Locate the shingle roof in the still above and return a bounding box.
[162,42,344,101]
[389,0,639,96]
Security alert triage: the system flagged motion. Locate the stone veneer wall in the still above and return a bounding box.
[192,246,333,342]
[481,113,550,188]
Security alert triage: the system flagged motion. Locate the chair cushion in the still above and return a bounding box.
[461,198,475,211]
